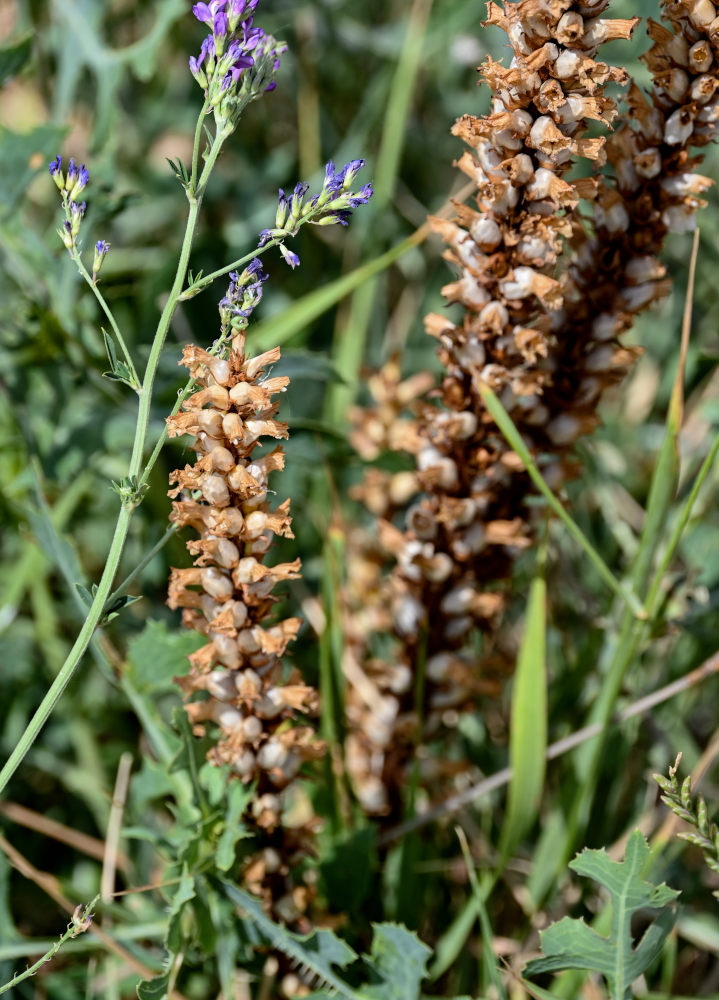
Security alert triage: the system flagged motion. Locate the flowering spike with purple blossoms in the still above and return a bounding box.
[256,159,374,267]
[218,257,269,332]
[189,0,285,134]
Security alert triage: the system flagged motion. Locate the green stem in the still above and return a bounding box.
[72,253,139,388]
[105,523,178,610]
[190,99,211,192]
[479,383,646,618]
[644,428,719,620]
[178,236,283,300]
[0,126,224,800]
[0,898,98,995]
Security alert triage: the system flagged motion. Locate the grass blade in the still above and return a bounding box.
[498,559,547,865]
[478,382,645,617]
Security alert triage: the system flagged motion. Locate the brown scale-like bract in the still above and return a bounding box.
[345,0,718,818]
[167,333,323,921]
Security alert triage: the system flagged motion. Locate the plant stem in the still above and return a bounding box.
[0,897,98,995]
[479,383,646,618]
[105,523,178,610]
[72,253,139,388]
[0,124,225,800]
[178,236,283,300]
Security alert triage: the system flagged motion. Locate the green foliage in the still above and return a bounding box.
[655,755,719,894]
[500,565,547,862]
[0,33,32,87]
[3,0,719,997]
[126,620,205,694]
[525,831,680,1000]
[224,882,432,1000]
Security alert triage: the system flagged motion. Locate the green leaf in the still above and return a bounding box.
[0,34,33,86]
[216,781,254,872]
[126,620,205,694]
[221,882,359,998]
[136,971,171,1000]
[252,231,426,353]
[361,923,432,1000]
[525,830,680,1000]
[499,569,547,862]
[0,123,67,217]
[319,826,376,913]
[277,350,347,385]
[166,865,196,954]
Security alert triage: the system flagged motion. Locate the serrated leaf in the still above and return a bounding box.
[524,830,680,1000]
[0,34,33,86]
[361,923,432,1000]
[221,882,359,999]
[216,781,254,872]
[126,620,204,693]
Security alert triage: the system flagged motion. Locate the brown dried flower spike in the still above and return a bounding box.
[167,333,323,834]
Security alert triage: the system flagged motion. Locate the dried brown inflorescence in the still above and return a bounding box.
[167,334,323,920]
[345,0,718,818]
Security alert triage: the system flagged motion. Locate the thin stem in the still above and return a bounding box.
[645,428,719,620]
[0,897,98,995]
[190,98,211,192]
[105,523,178,611]
[479,383,646,618]
[0,120,224,800]
[179,236,283,300]
[72,253,139,388]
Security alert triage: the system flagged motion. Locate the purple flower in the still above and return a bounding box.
[48,156,62,176]
[66,159,89,199]
[348,183,373,207]
[192,1,225,26]
[220,256,269,328]
[257,228,273,247]
[93,240,111,276]
[279,244,300,269]
[214,10,228,36]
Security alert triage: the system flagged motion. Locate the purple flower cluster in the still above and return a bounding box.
[189,0,283,101]
[218,257,268,330]
[49,156,89,202]
[49,155,94,250]
[257,159,374,266]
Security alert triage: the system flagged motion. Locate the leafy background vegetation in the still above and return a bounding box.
[2,0,719,997]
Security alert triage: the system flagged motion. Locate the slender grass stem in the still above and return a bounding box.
[644,427,719,620]
[379,651,719,844]
[478,383,645,618]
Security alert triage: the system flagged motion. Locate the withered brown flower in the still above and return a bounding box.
[167,334,323,919]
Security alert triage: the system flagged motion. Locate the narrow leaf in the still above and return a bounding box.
[499,568,547,862]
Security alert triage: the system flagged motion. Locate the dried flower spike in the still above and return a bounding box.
[167,321,323,917]
[344,0,641,817]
